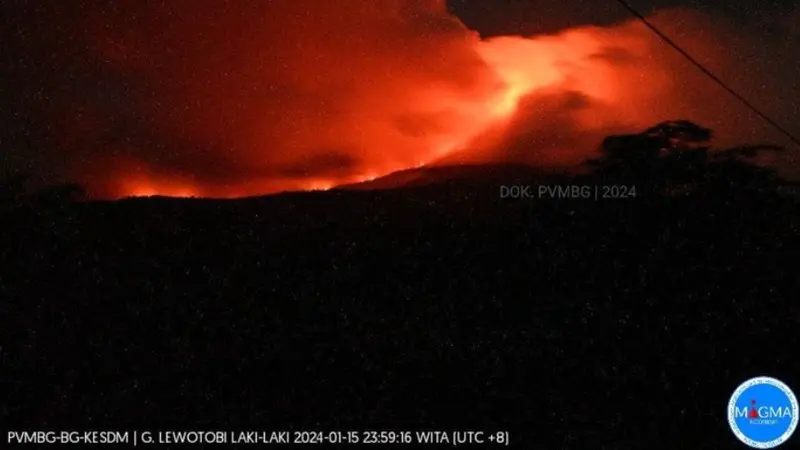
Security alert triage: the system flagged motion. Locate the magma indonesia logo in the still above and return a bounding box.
[728,377,799,448]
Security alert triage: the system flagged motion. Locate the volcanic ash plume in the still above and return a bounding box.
[58,1,798,197]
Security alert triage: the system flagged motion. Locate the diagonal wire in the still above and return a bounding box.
[612,0,800,148]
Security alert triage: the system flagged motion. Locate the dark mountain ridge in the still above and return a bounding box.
[2,122,798,448]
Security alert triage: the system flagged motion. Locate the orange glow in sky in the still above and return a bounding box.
[78,2,773,198]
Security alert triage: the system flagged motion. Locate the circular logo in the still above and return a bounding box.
[728,377,798,448]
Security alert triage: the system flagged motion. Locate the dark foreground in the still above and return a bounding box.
[1,179,798,449]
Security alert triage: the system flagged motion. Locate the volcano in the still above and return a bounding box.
[334,163,572,191]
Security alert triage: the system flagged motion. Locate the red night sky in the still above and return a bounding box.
[2,0,798,198]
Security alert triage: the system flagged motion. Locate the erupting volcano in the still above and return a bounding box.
[25,0,798,198]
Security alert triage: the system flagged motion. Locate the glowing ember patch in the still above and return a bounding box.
[120,178,200,199]
[304,181,334,191]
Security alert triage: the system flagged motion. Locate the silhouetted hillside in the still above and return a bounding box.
[335,164,570,191]
[1,124,798,448]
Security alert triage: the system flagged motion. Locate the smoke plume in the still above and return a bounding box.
[11,1,799,197]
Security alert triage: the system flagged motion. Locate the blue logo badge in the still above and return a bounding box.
[728,377,799,448]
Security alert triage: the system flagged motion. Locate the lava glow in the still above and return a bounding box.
[58,1,798,198]
[120,177,200,199]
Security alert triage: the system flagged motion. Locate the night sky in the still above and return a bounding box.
[1,0,798,197]
[451,0,797,35]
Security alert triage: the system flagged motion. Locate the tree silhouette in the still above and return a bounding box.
[587,120,784,196]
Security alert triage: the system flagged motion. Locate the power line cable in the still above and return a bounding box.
[612,0,800,148]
